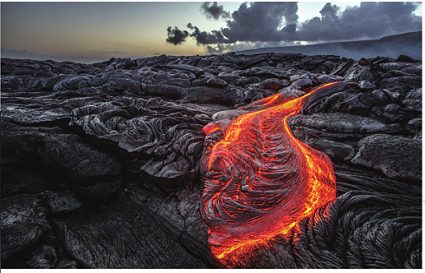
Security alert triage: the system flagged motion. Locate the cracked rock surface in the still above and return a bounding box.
[1,52,422,268]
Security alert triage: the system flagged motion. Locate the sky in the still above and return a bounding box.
[1,1,422,63]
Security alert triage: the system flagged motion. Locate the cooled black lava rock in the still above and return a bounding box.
[66,96,208,191]
[1,194,50,263]
[304,138,355,162]
[352,134,422,181]
[1,52,422,269]
[292,112,403,140]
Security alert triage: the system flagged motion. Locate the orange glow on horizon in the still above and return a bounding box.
[201,82,339,267]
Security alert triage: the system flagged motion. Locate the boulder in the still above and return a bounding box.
[258,78,286,90]
[352,134,422,181]
[1,195,50,262]
[292,112,403,139]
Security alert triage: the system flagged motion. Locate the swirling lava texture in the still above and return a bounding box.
[201,82,344,266]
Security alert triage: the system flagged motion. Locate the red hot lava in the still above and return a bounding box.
[201,82,340,266]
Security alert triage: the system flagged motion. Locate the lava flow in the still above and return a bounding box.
[201,82,342,266]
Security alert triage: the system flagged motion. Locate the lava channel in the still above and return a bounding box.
[201,82,342,266]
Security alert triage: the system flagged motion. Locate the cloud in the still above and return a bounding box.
[166,26,189,45]
[206,43,225,54]
[221,2,299,43]
[297,2,422,41]
[201,2,230,20]
[187,2,298,45]
[319,2,339,21]
[166,2,422,51]
[187,23,229,44]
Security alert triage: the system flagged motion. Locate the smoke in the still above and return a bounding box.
[166,26,189,45]
[201,2,230,20]
[166,2,422,52]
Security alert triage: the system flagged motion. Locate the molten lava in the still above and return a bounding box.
[201,82,341,266]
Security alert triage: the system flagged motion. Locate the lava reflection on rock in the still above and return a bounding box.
[201,82,342,266]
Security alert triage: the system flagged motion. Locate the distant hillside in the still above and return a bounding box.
[236,31,422,60]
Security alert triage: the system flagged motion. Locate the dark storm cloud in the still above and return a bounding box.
[201,2,230,20]
[221,2,299,43]
[319,2,339,21]
[187,2,299,44]
[166,2,422,47]
[297,2,422,41]
[187,23,229,44]
[166,26,189,45]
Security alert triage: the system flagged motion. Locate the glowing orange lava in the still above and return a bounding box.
[201,82,340,266]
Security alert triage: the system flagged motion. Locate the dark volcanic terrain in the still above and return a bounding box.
[237,31,422,61]
[1,52,422,268]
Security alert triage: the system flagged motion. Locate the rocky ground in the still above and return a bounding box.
[1,52,422,268]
